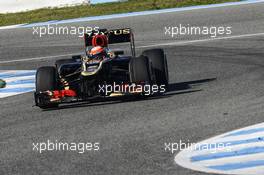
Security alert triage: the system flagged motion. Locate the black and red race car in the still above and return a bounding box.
[34,28,169,109]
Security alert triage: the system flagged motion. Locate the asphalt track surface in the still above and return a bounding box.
[1,2,264,175]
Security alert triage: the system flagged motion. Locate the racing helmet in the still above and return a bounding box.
[89,46,107,60]
[92,34,108,47]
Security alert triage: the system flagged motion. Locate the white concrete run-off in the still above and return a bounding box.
[0,0,90,13]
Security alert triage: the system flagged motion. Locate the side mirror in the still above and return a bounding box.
[114,50,124,55]
[72,55,82,61]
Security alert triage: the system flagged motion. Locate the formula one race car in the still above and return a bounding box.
[34,28,169,109]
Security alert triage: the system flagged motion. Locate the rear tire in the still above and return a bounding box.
[142,49,169,87]
[35,66,58,109]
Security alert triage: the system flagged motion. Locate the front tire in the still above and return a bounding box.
[142,49,169,87]
[129,56,152,96]
[35,66,58,109]
[129,56,150,83]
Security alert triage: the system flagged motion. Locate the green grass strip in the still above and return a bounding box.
[0,0,240,26]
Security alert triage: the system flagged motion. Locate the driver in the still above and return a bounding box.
[81,35,116,76]
[88,46,108,62]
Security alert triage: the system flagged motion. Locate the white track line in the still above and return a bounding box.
[138,32,264,48]
[4,75,35,82]
[4,84,35,89]
[1,32,264,64]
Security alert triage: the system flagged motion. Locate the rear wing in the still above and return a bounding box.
[84,28,136,57]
